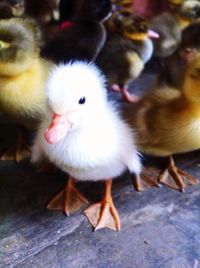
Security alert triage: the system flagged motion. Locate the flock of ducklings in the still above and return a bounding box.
[1,0,200,231]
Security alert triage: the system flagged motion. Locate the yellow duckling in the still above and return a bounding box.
[0,18,54,161]
[123,55,200,191]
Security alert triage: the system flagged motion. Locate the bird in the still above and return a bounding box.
[168,0,184,13]
[158,21,200,88]
[150,0,200,58]
[24,0,60,25]
[31,61,143,231]
[0,0,25,19]
[96,11,159,103]
[179,0,200,26]
[41,0,112,64]
[0,18,54,161]
[111,0,133,13]
[123,55,200,192]
[150,12,182,58]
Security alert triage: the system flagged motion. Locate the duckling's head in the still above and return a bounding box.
[9,0,25,16]
[45,61,108,144]
[179,0,200,27]
[0,18,42,76]
[0,0,25,18]
[107,11,159,41]
[169,0,184,12]
[25,0,60,24]
[177,22,200,65]
[75,0,112,23]
[111,0,133,13]
[181,21,200,50]
[183,55,200,102]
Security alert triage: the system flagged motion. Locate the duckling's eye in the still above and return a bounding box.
[78,97,86,105]
[138,24,147,32]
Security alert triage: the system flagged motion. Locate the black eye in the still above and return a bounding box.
[79,97,86,104]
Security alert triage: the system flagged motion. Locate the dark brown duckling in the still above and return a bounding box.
[96,11,159,103]
[41,0,112,64]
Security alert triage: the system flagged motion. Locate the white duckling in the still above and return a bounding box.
[31,61,142,231]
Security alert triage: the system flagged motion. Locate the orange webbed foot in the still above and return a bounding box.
[159,156,199,191]
[47,178,89,215]
[84,198,121,231]
[84,179,120,231]
[132,168,161,191]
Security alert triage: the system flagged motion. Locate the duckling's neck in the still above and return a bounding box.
[133,38,153,64]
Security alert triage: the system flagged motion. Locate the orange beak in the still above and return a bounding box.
[45,113,72,144]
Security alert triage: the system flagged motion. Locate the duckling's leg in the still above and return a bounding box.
[159,156,199,191]
[0,127,31,162]
[84,179,121,231]
[47,177,89,216]
[110,84,140,103]
[132,169,160,191]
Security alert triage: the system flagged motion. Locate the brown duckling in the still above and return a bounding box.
[151,0,200,58]
[96,11,159,103]
[123,55,200,191]
[158,21,200,88]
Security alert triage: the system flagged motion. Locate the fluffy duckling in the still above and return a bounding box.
[180,0,200,25]
[97,11,159,103]
[0,0,25,18]
[123,56,200,191]
[151,0,200,58]
[41,0,112,64]
[158,21,200,88]
[31,61,142,231]
[150,13,182,58]
[0,18,53,161]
